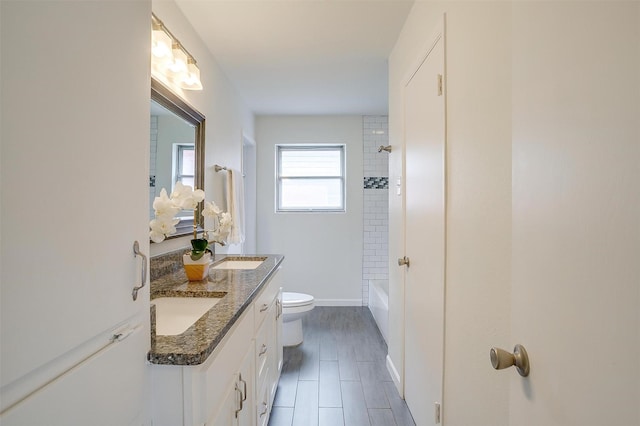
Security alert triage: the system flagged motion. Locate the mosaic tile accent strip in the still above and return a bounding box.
[364,176,389,189]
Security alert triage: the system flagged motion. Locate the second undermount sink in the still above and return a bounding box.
[152,296,223,336]
[212,256,267,270]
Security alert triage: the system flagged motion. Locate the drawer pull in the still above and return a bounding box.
[259,401,268,417]
[234,383,244,418]
[132,241,147,301]
[259,344,268,356]
[239,373,247,401]
[260,303,269,312]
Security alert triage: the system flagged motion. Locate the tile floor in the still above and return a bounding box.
[268,307,416,426]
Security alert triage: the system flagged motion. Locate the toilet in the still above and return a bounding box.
[281,292,315,346]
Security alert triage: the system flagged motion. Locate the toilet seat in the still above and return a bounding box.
[283,292,314,308]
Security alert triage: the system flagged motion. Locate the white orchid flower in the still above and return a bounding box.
[149,217,180,243]
[152,188,181,219]
[150,184,231,246]
[202,201,222,218]
[171,182,205,210]
[193,188,205,202]
[219,212,233,232]
[170,181,192,200]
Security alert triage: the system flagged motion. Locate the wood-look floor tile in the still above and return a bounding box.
[382,382,416,426]
[268,407,294,426]
[273,372,298,408]
[270,308,414,426]
[319,407,344,426]
[297,342,320,381]
[319,361,342,407]
[341,380,371,426]
[337,343,360,381]
[319,334,338,361]
[369,408,398,426]
[358,361,390,408]
[291,380,319,426]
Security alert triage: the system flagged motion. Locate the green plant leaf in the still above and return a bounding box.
[190,238,209,261]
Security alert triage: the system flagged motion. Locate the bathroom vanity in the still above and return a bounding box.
[148,251,284,426]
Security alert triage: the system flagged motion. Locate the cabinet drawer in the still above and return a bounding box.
[256,379,270,426]
[254,269,281,329]
[255,318,270,391]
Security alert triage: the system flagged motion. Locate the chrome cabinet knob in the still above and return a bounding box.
[490,344,530,377]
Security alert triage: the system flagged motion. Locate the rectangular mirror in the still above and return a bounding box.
[150,78,205,239]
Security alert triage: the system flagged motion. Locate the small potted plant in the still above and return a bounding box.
[150,182,232,281]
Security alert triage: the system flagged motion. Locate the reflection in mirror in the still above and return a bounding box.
[149,101,195,213]
[150,78,205,240]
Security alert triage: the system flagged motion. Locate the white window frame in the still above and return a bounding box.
[172,143,195,190]
[276,144,346,213]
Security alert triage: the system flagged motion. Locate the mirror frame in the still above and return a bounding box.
[151,78,206,240]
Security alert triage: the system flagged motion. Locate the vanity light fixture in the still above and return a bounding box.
[182,58,203,91]
[151,13,203,91]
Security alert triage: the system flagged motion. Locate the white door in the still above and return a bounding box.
[403,29,446,426]
[509,3,639,425]
[1,2,150,424]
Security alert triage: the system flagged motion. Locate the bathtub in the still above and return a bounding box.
[368,279,389,343]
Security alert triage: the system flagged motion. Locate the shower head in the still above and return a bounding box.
[378,145,392,153]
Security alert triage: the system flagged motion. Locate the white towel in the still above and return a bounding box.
[225,169,245,245]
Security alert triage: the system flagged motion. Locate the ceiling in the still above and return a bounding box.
[175,0,414,115]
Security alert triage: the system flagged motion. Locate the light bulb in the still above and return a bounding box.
[180,60,203,90]
[152,29,172,59]
[167,44,187,74]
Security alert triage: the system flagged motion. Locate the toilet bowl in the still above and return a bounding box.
[282,292,314,346]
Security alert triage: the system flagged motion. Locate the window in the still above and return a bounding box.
[173,144,195,189]
[276,144,346,212]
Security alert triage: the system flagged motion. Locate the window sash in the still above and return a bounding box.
[276,145,345,212]
[175,144,195,187]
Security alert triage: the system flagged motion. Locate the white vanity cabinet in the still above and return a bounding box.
[151,268,283,426]
[208,344,254,426]
[252,274,284,424]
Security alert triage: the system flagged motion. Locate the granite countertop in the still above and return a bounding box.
[147,252,284,366]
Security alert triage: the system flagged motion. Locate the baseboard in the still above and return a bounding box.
[386,354,403,396]
[314,299,362,307]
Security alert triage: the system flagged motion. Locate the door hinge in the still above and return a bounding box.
[435,402,441,424]
[437,74,443,96]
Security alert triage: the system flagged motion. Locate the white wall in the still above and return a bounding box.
[256,116,363,304]
[150,0,254,256]
[388,2,512,425]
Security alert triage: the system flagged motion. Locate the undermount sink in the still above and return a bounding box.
[152,296,223,336]
[212,257,267,270]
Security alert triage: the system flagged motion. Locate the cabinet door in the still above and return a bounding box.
[1,2,150,423]
[208,380,240,426]
[269,288,283,403]
[275,288,284,376]
[236,344,255,426]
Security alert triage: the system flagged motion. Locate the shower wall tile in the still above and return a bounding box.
[362,116,389,306]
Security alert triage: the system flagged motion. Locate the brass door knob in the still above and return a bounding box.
[398,256,410,267]
[490,344,530,377]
